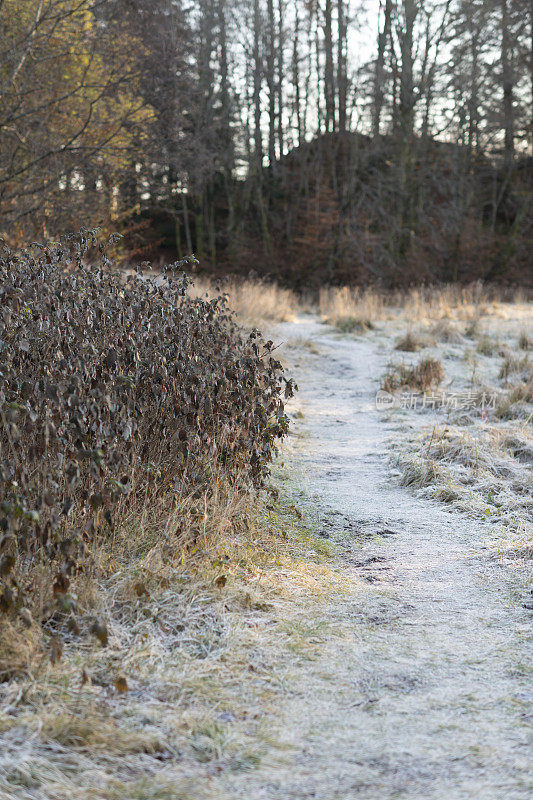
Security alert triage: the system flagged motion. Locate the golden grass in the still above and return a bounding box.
[0,489,350,800]
[191,277,298,326]
[0,618,43,681]
[318,283,531,328]
[36,712,168,753]
[319,286,384,329]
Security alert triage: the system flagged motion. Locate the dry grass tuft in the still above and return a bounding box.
[464,318,481,338]
[382,357,445,393]
[476,336,499,356]
[103,780,198,800]
[518,330,532,350]
[37,712,169,754]
[333,316,375,333]
[508,381,533,405]
[495,381,533,419]
[499,354,533,382]
[393,422,533,527]
[429,319,464,343]
[395,331,425,352]
[396,457,440,490]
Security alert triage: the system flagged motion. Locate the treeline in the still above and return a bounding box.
[1,0,532,286]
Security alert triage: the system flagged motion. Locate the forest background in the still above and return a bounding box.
[1,0,532,288]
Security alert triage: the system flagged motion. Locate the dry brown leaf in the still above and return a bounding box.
[89,619,108,647]
[0,555,15,577]
[50,636,63,664]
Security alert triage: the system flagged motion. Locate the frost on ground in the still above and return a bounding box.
[373,300,533,551]
[269,312,532,800]
[0,297,532,800]
[0,505,347,800]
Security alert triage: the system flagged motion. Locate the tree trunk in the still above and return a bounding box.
[218,0,235,244]
[337,0,348,134]
[373,0,392,137]
[266,0,276,173]
[468,22,480,152]
[398,0,417,140]
[530,0,533,152]
[182,193,193,255]
[501,0,515,164]
[253,0,263,171]
[277,0,284,161]
[292,5,302,146]
[324,0,335,132]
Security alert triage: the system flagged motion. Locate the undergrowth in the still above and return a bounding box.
[0,229,295,672]
[0,494,344,800]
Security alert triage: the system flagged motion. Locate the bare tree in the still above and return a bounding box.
[373,0,393,136]
[323,0,336,131]
[0,0,144,233]
[1,0,531,285]
[501,0,515,162]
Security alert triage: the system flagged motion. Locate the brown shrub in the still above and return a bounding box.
[382,357,445,393]
[0,230,294,656]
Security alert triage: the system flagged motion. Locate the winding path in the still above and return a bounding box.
[229,316,532,800]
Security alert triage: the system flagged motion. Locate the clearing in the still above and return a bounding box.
[1,310,531,800]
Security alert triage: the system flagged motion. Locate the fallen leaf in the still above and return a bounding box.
[90,619,108,646]
[50,636,63,664]
[133,581,150,598]
[0,554,15,577]
[67,616,81,635]
[53,573,70,596]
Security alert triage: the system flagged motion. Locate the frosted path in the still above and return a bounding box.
[227,316,533,800]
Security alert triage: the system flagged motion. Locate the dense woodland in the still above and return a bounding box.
[1,0,532,286]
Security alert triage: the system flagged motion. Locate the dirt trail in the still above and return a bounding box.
[225,316,532,799]
[1,316,531,800]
